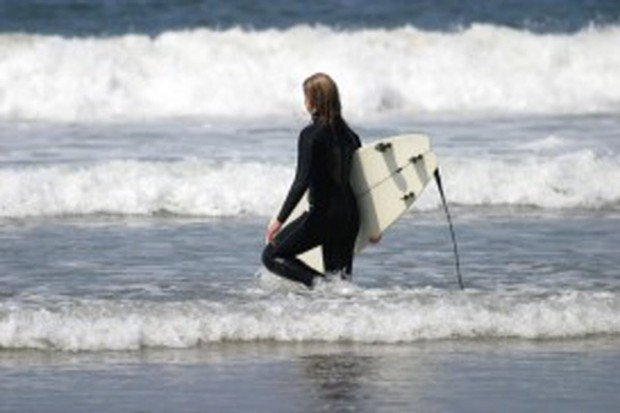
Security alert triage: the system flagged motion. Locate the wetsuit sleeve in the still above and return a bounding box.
[276,130,313,223]
[351,130,362,149]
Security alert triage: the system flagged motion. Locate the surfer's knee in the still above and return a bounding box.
[262,244,276,269]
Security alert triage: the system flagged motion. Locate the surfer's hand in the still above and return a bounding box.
[265,221,282,244]
[369,234,382,244]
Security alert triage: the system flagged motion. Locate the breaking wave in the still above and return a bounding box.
[0,148,618,218]
[1,24,619,121]
[0,288,618,351]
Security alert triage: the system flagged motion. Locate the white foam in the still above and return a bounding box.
[1,24,619,121]
[417,149,620,210]
[518,135,568,151]
[0,150,618,218]
[0,289,618,351]
[0,159,290,217]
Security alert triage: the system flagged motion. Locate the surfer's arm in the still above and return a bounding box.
[276,130,313,223]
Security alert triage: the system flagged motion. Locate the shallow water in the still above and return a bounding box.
[1,113,619,410]
[0,208,619,351]
[2,339,619,413]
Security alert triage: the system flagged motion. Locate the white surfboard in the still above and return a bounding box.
[272,134,438,273]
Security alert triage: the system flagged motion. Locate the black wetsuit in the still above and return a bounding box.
[262,117,361,287]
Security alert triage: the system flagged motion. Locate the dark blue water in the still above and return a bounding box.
[1,0,619,36]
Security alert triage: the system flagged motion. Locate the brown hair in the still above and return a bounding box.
[303,73,343,127]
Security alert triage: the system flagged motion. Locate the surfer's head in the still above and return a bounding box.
[303,73,342,126]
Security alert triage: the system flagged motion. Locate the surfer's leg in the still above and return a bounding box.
[262,214,323,287]
[323,232,356,279]
[343,204,360,277]
[341,226,358,278]
[322,208,360,279]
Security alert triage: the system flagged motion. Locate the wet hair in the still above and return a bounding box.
[303,73,344,127]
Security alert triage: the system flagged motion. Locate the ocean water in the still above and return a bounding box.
[1,1,620,412]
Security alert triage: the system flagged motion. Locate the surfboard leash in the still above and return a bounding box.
[434,168,465,290]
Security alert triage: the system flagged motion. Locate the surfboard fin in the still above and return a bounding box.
[374,142,392,152]
[434,168,465,290]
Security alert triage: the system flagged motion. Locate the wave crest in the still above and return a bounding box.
[1,24,619,121]
[0,150,618,218]
[1,289,618,351]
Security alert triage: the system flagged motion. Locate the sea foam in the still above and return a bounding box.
[0,24,619,121]
[0,288,618,351]
[0,149,618,218]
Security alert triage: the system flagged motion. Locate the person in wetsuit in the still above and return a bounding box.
[262,73,362,288]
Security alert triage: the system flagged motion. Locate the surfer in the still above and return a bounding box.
[262,73,363,288]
